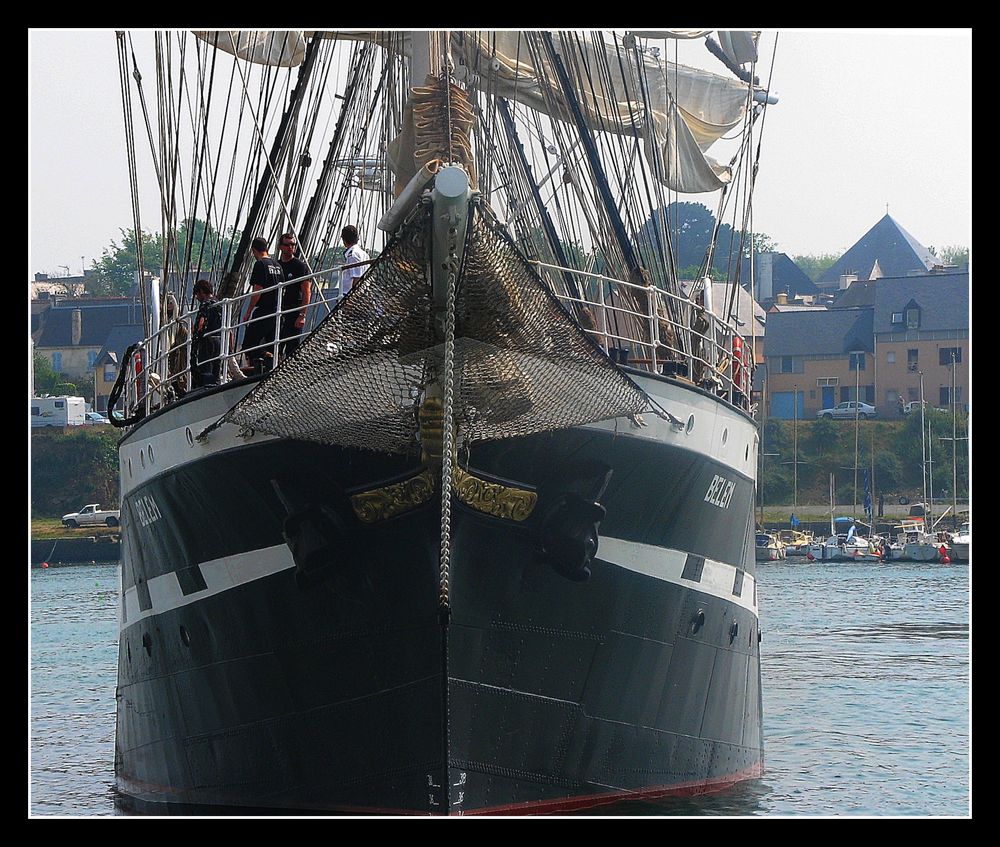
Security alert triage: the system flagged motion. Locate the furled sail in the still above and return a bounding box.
[452,31,750,193]
[192,30,307,67]
[191,29,752,194]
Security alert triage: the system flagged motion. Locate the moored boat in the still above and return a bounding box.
[949,522,971,561]
[755,531,786,561]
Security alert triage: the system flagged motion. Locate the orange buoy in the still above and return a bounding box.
[41,562,49,568]
[938,545,951,564]
[806,552,815,562]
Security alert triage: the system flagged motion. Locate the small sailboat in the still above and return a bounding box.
[777,528,813,556]
[755,531,786,561]
[949,521,971,562]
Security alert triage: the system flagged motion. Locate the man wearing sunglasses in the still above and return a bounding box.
[276,232,313,358]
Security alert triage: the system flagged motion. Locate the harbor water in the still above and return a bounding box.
[28,559,970,817]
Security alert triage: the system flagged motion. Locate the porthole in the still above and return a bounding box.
[179,625,191,647]
[722,427,729,445]
[147,444,154,464]
[127,457,132,477]
[690,609,705,634]
[745,445,750,462]
[185,427,194,447]
[140,450,145,469]
[142,632,152,657]
[686,414,695,434]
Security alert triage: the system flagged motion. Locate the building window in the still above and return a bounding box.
[104,364,116,382]
[940,386,964,406]
[907,349,918,371]
[891,312,904,324]
[51,352,62,371]
[87,350,97,367]
[849,352,866,371]
[816,377,839,387]
[781,356,793,374]
[886,351,896,364]
[863,385,875,404]
[939,347,962,366]
[840,386,851,403]
[907,387,919,402]
[905,306,921,329]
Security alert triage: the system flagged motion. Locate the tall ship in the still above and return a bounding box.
[110,29,775,814]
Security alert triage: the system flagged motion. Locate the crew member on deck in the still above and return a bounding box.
[191,279,222,387]
[241,236,283,373]
[277,232,312,358]
[339,225,369,298]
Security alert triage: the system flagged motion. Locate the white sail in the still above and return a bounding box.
[192,29,752,194]
[192,30,308,67]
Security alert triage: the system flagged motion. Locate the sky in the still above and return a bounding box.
[28,28,972,278]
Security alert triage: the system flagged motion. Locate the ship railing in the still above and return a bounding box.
[124,265,348,420]
[122,259,753,421]
[530,260,753,414]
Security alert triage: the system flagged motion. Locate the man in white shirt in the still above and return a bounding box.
[339,225,369,297]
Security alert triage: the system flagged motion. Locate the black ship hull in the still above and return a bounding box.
[114,375,763,815]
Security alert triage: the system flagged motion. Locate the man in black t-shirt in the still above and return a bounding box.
[191,279,222,387]
[241,236,283,372]
[276,232,313,358]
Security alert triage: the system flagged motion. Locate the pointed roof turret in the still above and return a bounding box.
[816,214,937,286]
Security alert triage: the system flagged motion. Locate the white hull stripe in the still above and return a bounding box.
[120,538,756,630]
[596,537,757,616]
[122,544,295,629]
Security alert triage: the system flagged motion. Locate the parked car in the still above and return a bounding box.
[62,504,120,528]
[816,401,877,420]
[84,411,110,424]
[902,400,928,415]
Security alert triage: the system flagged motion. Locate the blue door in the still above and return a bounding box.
[822,386,835,409]
[770,391,804,420]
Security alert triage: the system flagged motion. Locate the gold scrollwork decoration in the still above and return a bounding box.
[350,469,437,523]
[453,467,537,522]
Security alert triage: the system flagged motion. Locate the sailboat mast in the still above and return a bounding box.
[496,98,582,305]
[829,472,835,538]
[223,33,323,296]
[919,369,927,514]
[853,359,860,519]
[297,41,374,260]
[951,351,958,530]
[793,383,798,521]
[540,32,640,276]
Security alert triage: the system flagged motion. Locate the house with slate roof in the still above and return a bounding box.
[32,295,144,389]
[752,251,820,304]
[873,270,968,415]
[92,324,146,412]
[764,307,875,419]
[816,214,939,293]
[764,268,969,420]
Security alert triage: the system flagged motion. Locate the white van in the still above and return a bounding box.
[30,396,87,428]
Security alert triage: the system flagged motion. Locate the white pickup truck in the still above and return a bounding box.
[61,504,120,528]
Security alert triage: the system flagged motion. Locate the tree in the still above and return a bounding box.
[89,218,236,297]
[792,253,840,283]
[636,202,775,281]
[32,351,59,396]
[90,228,164,296]
[938,245,969,268]
[806,417,843,457]
[168,217,235,279]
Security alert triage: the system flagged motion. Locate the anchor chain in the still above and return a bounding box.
[438,210,460,610]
